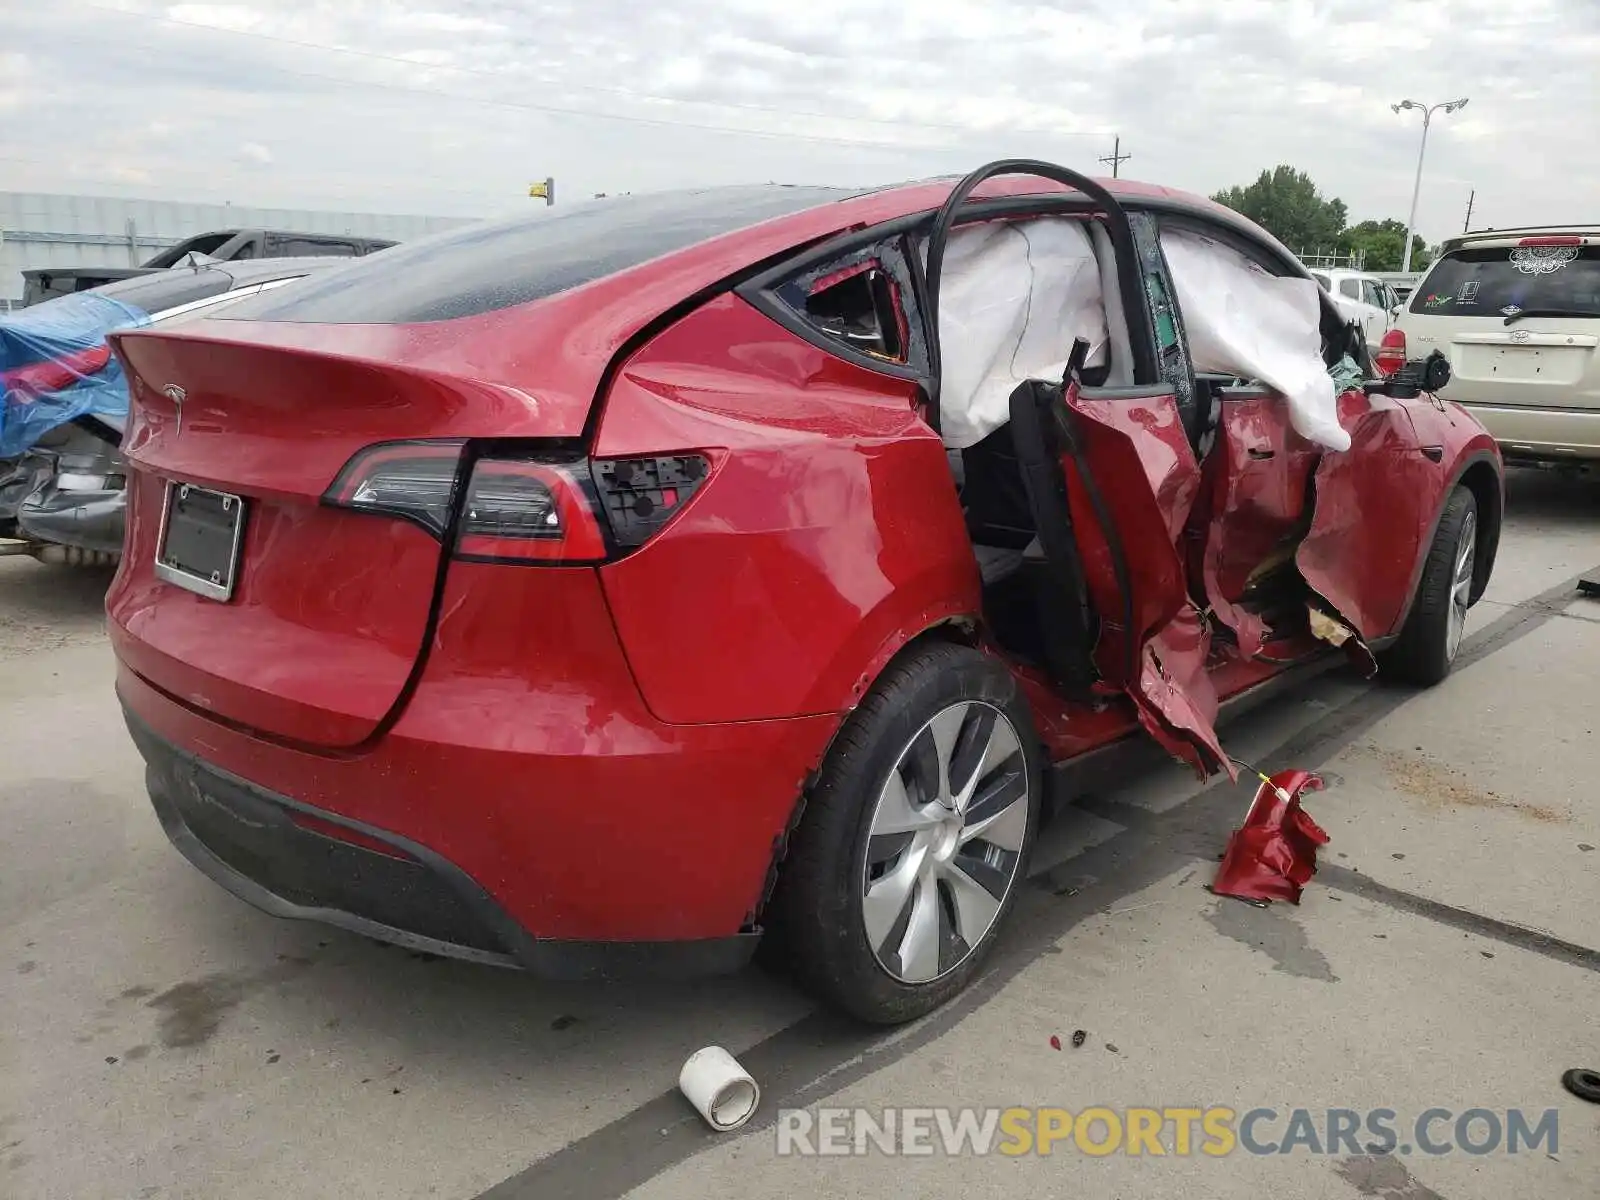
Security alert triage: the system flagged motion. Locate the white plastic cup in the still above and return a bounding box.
[679,1045,760,1132]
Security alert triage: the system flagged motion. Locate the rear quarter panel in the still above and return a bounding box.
[594,293,980,725]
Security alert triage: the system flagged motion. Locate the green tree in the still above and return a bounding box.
[1339,219,1432,272]
[1211,166,1349,255]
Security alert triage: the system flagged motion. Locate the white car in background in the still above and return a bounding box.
[1391,226,1600,464]
[1308,267,1401,354]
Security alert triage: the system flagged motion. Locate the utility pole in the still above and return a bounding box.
[1098,136,1131,179]
[1463,189,1475,232]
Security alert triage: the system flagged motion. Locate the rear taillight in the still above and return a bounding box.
[326,443,710,563]
[2,343,113,399]
[324,440,465,536]
[455,459,607,564]
[1375,328,1407,377]
[1517,235,1584,247]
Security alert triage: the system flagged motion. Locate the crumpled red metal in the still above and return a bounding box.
[1213,769,1329,903]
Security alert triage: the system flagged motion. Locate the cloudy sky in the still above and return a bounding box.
[4,0,1596,244]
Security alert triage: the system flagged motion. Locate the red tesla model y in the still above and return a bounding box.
[107,161,1501,1024]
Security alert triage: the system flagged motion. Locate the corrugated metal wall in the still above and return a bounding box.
[0,192,477,307]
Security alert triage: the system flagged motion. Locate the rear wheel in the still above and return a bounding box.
[770,642,1042,1025]
[1380,485,1478,686]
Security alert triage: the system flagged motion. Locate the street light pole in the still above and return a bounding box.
[1392,97,1469,274]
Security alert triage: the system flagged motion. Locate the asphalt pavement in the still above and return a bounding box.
[2,467,1597,1200]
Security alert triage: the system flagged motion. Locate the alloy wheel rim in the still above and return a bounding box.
[1446,510,1477,662]
[861,700,1030,985]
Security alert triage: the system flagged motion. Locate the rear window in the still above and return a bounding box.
[1410,244,1600,316]
[227,186,856,324]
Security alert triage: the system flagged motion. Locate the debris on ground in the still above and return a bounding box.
[679,1046,760,1132]
[1071,1030,1087,1048]
[1561,1068,1600,1104]
[1213,769,1329,904]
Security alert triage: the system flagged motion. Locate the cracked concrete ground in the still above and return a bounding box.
[2,467,1597,1200]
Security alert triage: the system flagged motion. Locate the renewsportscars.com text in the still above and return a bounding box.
[775,1106,1559,1158]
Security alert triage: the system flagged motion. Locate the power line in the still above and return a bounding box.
[74,1,1108,147]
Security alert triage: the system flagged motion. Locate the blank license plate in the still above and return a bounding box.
[155,482,246,601]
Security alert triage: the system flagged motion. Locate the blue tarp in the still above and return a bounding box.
[0,292,151,458]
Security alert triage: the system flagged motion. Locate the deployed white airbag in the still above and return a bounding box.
[937,218,1108,449]
[1159,228,1350,452]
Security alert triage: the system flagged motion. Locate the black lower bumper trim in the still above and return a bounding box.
[123,704,759,982]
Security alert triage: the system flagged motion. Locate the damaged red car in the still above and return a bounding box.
[107,160,1502,1025]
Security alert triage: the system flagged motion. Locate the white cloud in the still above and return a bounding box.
[0,0,1593,242]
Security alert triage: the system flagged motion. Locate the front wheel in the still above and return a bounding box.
[769,641,1043,1025]
[1379,485,1478,686]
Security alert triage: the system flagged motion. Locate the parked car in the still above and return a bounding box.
[1391,225,1600,464]
[1376,270,1423,304]
[20,229,396,306]
[105,162,1501,1025]
[1,257,349,554]
[1308,267,1401,353]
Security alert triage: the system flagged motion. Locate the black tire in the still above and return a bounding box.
[1379,485,1478,686]
[767,640,1043,1025]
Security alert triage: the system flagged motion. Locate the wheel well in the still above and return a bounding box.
[748,617,977,931]
[1457,460,1502,603]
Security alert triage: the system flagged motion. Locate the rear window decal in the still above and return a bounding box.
[1459,280,1480,304]
[1510,245,1579,275]
[1422,292,1454,307]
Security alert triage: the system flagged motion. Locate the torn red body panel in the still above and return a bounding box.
[1296,391,1431,644]
[1213,769,1329,904]
[1199,392,1319,658]
[1057,382,1231,779]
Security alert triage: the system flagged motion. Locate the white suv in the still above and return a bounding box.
[1392,227,1600,463]
[1309,268,1400,354]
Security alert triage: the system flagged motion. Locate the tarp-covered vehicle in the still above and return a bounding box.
[105,161,1502,1025]
[0,258,349,557]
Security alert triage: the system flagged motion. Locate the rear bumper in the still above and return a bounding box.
[1454,402,1600,462]
[127,705,772,980]
[118,649,840,974]
[17,483,125,554]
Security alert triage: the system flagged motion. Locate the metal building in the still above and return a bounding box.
[0,192,477,308]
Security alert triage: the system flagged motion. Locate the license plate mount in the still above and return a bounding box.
[154,481,247,602]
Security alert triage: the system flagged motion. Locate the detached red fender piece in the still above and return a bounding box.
[1213,769,1329,904]
[1057,381,1232,780]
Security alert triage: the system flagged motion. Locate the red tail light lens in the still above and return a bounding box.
[1375,328,1407,377]
[326,444,709,563]
[324,440,465,536]
[2,343,114,400]
[454,459,607,564]
[1517,236,1583,247]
